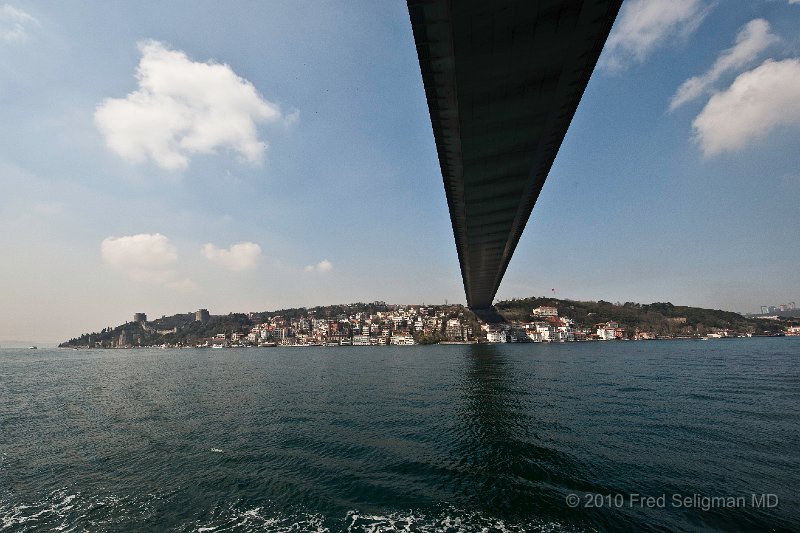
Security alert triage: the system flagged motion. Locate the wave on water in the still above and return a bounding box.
[2,490,583,532]
[189,504,581,533]
[342,508,579,533]
[0,489,163,532]
[1,490,81,531]
[189,505,328,533]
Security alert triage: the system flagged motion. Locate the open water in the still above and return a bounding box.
[1,338,798,532]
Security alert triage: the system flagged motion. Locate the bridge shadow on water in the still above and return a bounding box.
[454,344,632,531]
[458,346,573,513]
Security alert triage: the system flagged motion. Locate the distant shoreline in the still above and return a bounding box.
[57,297,799,350]
[53,333,795,350]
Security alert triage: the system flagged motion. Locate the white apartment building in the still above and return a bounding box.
[597,327,616,340]
[390,334,416,345]
[533,306,558,317]
[486,330,507,343]
[352,335,371,346]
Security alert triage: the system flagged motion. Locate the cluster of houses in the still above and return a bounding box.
[203,305,639,348]
[69,302,799,349]
[143,303,798,349]
[481,306,627,343]
[199,304,475,347]
[191,304,796,347]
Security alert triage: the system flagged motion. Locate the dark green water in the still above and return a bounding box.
[1,339,798,532]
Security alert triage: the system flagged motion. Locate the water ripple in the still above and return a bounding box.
[0,340,798,532]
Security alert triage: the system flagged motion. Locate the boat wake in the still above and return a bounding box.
[1,491,580,532]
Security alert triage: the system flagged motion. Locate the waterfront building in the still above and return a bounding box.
[446,318,463,340]
[390,333,416,345]
[596,322,618,340]
[526,330,543,342]
[353,335,371,346]
[327,332,349,345]
[506,328,530,343]
[558,326,576,342]
[486,330,506,343]
[536,324,558,342]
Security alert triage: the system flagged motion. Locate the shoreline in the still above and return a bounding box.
[55,333,793,350]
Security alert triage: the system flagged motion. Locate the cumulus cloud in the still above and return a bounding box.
[101,233,195,289]
[102,233,177,269]
[201,242,261,272]
[0,4,38,43]
[693,58,800,156]
[304,259,333,273]
[670,19,778,111]
[95,40,289,170]
[601,0,712,72]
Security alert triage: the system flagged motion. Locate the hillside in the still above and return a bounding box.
[59,297,794,348]
[59,302,482,348]
[494,297,790,336]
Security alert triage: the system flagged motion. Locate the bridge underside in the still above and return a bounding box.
[408,0,621,309]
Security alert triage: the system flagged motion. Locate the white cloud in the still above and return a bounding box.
[95,40,289,170]
[0,4,38,43]
[102,233,177,269]
[201,241,261,272]
[304,259,333,273]
[601,0,712,72]
[693,58,800,156]
[670,19,778,111]
[102,233,194,289]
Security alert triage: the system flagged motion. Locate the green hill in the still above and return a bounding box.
[59,297,793,348]
[495,297,788,337]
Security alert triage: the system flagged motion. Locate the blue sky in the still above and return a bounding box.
[1,1,799,342]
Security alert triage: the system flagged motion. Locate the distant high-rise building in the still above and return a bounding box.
[196,309,210,322]
[133,313,147,323]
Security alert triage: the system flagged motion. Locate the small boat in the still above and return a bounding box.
[28,346,37,350]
